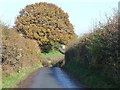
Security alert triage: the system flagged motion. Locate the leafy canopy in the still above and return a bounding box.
[15,2,77,51]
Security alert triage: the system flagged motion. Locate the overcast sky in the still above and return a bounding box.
[0,0,119,36]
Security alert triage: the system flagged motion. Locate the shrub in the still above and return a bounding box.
[65,10,119,87]
[1,22,41,76]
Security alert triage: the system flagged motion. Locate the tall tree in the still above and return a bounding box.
[15,2,77,51]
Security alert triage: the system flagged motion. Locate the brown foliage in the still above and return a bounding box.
[1,23,41,76]
[15,2,77,50]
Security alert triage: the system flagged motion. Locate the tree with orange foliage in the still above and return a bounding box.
[15,2,77,52]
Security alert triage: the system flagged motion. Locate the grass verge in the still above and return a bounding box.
[2,51,63,88]
[2,63,43,88]
[41,50,64,58]
[63,62,118,88]
[41,51,64,67]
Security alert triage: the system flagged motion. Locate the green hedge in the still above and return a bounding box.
[65,11,120,87]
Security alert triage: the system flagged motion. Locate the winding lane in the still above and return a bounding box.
[18,67,84,88]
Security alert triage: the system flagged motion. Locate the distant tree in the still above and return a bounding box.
[15,2,77,52]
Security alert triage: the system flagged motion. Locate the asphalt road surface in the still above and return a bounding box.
[18,67,84,88]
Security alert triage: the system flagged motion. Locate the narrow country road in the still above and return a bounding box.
[18,67,84,88]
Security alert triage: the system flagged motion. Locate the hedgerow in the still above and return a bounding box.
[65,10,119,87]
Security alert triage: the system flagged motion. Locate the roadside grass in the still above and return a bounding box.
[2,63,43,88]
[41,51,64,67]
[41,50,64,58]
[63,62,117,88]
[2,51,64,88]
